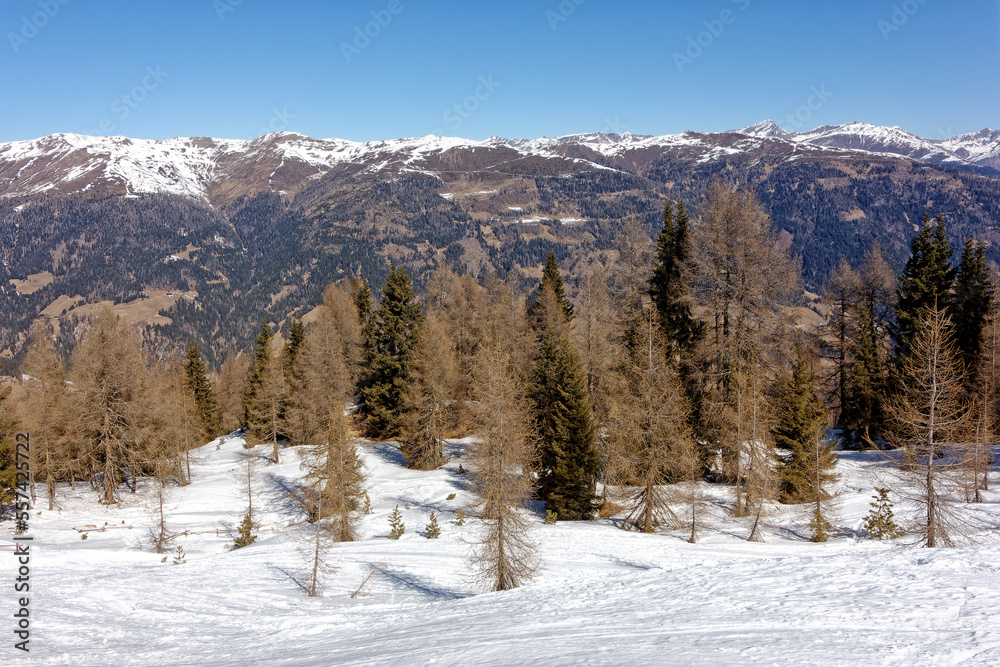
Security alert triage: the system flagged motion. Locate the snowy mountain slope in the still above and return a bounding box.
[2,121,996,205]
[733,120,1000,173]
[7,435,1000,665]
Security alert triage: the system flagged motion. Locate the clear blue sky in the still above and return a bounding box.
[1,0,997,142]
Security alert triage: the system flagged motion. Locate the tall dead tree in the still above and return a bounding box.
[609,306,695,534]
[468,282,538,592]
[293,283,367,542]
[890,305,969,547]
[400,310,460,469]
[691,179,799,502]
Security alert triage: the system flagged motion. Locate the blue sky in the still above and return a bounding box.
[1,0,997,142]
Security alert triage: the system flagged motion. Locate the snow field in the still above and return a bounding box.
[3,435,1000,665]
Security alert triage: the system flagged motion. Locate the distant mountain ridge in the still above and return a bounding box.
[1,120,997,206]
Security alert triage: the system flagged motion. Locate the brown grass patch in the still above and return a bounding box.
[11,271,54,295]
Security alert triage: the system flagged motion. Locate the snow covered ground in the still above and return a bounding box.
[4,435,1000,666]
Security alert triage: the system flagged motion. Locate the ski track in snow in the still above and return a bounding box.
[4,435,1000,666]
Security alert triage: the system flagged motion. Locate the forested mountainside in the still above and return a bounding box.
[2,124,999,370]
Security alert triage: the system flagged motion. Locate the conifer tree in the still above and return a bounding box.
[841,300,888,448]
[469,294,539,591]
[233,449,259,548]
[0,386,19,507]
[425,511,441,538]
[149,357,201,485]
[68,307,153,504]
[863,487,904,540]
[840,244,896,447]
[360,265,423,439]
[21,323,71,509]
[528,251,573,326]
[773,345,838,504]
[824,259,861,422]
[293,285,366,542]
[243,318,273,428]
[890,305,968,547]
[531,327,600,520]
[650,199,701,358]
[953,238,994,384]
[609,306,694,533]
[243,319,287,462]
[283,319,306,375]
[388,505,405,539]
[572,268,622,429]
[184,341,220,441]
[894,214,956,365]
[215,351,250,434]
[528,255,601,520]
[400,310,460,469]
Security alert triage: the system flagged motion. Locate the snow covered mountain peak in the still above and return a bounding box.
[737,120,790,138]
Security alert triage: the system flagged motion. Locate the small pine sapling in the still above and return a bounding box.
[455,509,466,526]
[425,511,441,538]
[234,511,257,548]
[863,487,904,540]
[810,507,831,542]
[388,505,405,540]
[172,545,186,565]
[447,493,456,500]
[544,510,558,525]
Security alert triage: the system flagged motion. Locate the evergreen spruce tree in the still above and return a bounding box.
[283,319,306,379]
[842,301,888,448]
[242,319,287,462]
[531,331,601,520]
[243,318,273,429]
[953,238,994,384]
[184,341,220,441]
[528,251,573,326]
[649,199,701,357]
[388,505,405,539]
[773,345,837,504]
[360,265,423,439]
[863,487,904,540]
[425,511,441,538]
[894,214,956,365]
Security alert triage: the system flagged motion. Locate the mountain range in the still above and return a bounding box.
[1,120,999,205]
[1,120,999,368]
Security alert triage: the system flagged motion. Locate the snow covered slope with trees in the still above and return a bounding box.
[7,433,1000,666]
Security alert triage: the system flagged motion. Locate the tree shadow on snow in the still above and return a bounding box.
[272,566,310,595]
[377,564,470,600]
[261,472,312,521]
[366,441,408,467]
